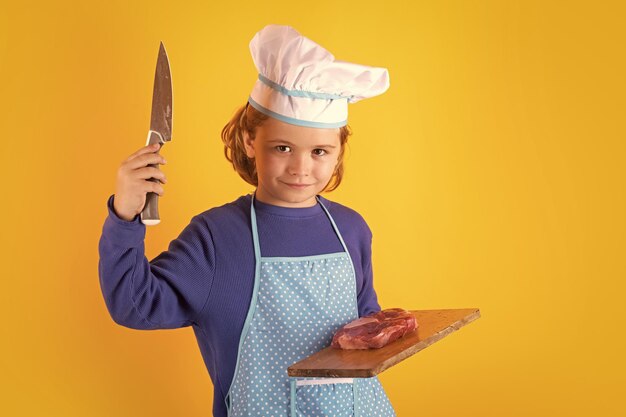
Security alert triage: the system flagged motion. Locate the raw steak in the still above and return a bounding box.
[331,308,417,349]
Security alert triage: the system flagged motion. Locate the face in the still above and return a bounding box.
[243,116,341,208]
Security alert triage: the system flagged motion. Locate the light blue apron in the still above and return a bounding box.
[225,192,395,417]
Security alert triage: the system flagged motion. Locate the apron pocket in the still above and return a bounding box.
[291,378,355,417]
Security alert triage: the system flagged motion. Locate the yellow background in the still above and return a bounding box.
[1,0,624,415]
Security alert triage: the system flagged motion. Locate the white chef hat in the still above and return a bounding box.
[247,24,390,129]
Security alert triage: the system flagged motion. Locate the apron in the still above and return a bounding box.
[225,192,396,417]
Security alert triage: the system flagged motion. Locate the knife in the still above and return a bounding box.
[141,41,173,226]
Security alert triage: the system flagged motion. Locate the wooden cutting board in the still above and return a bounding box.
[287,308,480,378]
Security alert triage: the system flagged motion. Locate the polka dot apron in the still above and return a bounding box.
[224,193,396,416]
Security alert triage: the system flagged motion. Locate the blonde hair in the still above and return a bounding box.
[220,102,352,193]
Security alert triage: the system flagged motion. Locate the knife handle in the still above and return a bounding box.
[141,130,165,226]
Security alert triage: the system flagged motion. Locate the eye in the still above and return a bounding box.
[275,145,291,153]
[313,149,327,156]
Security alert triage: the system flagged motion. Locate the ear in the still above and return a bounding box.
[243,131,256,159]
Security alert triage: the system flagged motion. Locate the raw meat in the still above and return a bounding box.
[331,308,417,349]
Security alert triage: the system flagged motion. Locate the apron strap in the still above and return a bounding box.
[250,193,262,261]
[250,192,350,258]
[317,195,351,256]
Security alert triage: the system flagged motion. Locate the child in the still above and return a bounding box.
[99,24,393,417]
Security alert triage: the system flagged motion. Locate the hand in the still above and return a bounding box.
[113,143,167,221]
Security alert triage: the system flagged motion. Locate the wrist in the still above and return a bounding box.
[112,196,137,222]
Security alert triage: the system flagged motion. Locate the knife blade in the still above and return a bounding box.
[141,41,173,226]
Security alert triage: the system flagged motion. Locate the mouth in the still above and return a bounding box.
[283,182,312,189]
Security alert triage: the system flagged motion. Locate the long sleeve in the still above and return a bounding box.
[356,224,381,317]
[98,194,215,330]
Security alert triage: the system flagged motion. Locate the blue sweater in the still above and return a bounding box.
[98,192,381,417]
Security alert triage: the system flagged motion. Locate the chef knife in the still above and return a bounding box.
[141,41,173,225]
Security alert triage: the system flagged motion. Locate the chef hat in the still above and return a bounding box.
[247,24,390,128]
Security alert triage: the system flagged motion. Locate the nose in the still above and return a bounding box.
[288,152,311,176]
